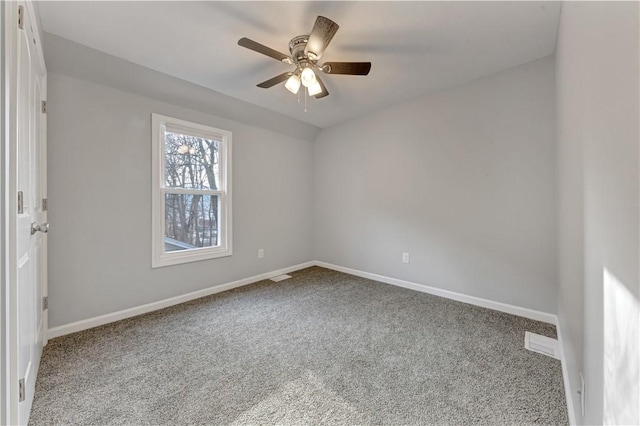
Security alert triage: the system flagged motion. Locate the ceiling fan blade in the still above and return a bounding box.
[323,62,371,75]
[238,37,292,63]
[313,75,329,99]
[257,72,293,88]
[305,16,339,60]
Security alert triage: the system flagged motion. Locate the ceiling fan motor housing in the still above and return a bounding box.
[289,35,310,64]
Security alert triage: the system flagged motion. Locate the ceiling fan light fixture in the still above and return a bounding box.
[307,80,323,97]
[285,74,301,94]
[300,67,316,87]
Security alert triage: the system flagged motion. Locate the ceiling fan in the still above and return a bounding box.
[238,16,371,99]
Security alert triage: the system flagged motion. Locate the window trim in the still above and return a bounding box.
[151,113,232,268]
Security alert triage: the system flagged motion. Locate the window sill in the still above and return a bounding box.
[152,247,232,268]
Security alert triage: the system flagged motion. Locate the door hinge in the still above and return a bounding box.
[18,378,25,402]
[42,198,48,211]
[18,6,24,30]
[17,191,24,214]
[43,296,48,310]
[41,100,47,114]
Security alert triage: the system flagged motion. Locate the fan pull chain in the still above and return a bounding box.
[304,87,308,113]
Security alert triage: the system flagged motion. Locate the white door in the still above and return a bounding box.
[13,2,47,424]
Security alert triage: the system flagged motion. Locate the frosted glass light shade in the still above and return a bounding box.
[307,80,322,96]
[285,75,301,94]
[300,67,316,87]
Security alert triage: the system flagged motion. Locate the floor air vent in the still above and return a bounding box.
[270,274,292,282]
[524,331,560,359]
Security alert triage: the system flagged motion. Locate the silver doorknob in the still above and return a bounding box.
[31,222,49,235]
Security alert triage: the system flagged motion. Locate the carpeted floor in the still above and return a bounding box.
[30,266,568,425]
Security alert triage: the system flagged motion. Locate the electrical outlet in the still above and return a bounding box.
[258,249,264,259]
[402,252,410,264]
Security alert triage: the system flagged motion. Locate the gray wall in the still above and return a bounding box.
[313,56,557,313]
[44,33,320,142]
[47,70,315,327]
[556,2,640,424]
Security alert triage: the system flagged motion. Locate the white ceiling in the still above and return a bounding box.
[37,1,561,128]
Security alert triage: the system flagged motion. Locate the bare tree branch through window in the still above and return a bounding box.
[164,132,220,251]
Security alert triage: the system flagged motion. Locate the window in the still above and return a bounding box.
[152,114,232,267]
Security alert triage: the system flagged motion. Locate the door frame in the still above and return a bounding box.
[1,2,47,424]
[2,1,20,423]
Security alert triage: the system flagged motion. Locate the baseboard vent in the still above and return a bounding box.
[270,274,292,282]
[524,331,560,359]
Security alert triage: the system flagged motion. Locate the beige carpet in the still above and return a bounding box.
[30,266,568,425]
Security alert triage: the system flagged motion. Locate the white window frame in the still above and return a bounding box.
[151,113,232,268]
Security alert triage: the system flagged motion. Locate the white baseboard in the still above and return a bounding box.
[47,261,316,339]
[48,259,555,335]
[315,261,557,324]
[555,317,577,426]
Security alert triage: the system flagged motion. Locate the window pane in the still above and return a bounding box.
[164,193,219,252]
[164,131,220,190]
